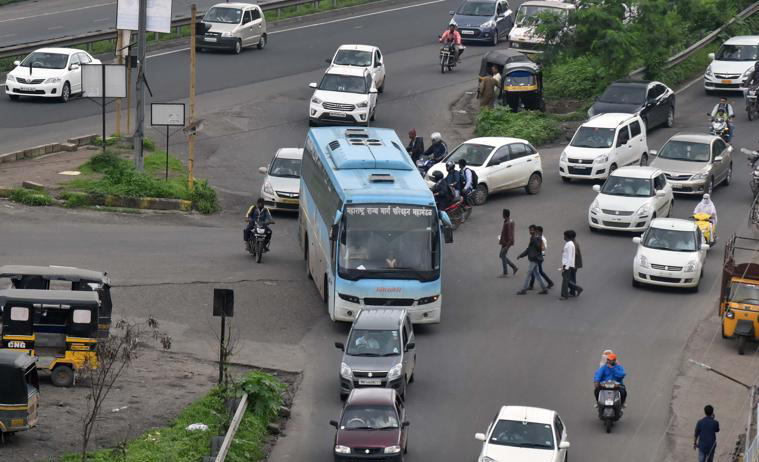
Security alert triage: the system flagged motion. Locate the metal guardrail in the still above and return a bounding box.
[0,0,351,60]
[628,0,759,79]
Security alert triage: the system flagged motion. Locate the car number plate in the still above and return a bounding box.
[281,198,298,204]
[358,378,382,385]
[330,112,347,118]
[21,86,34,91]
[671,183,682,189]
[721,79,732,84]
[205,37,217,42]
[462,30,475,35]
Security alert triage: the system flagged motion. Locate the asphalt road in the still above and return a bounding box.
[1,1,757,461]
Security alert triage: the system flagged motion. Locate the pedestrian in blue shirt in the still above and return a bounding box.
[694,405,719,462]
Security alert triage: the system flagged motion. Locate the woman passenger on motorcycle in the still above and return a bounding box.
[439,24,463,63]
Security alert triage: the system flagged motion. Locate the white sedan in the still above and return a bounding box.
[588,166,673,232]
[258,148,303,212]
[632,218,710,291]
[5,48,100,103]
[327,44,386,93]
[475,405,570,462]
[425,137,543,205]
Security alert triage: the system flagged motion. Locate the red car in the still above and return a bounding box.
[330,388,409,461]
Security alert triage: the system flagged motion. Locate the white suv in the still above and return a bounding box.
[560,113,649,182]
[704,36,759,93]
[327,45,386,93]
[308,66,377,126]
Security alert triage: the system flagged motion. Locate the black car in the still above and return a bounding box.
[588,80,675,131]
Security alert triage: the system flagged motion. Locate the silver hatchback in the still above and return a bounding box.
[335,309,416,401]
[649,133,733,195]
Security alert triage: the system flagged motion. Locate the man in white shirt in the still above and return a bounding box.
[560,230,583,300]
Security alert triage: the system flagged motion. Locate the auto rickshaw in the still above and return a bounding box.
[0,289,100,387]
[720,235,759,355]
[0,265,112,337]
[478,49,545,112]
[0,350,39,439]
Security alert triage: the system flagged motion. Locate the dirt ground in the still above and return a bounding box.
[0,146,99,191]
[0,349,299,462]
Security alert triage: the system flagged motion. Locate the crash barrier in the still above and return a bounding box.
[202,393,249,462]
[747,394,759,462]
[628,0,759,79]
[0,0,382,60]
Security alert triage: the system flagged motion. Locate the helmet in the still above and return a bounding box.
[703,193,710,200]
[431,170,444,181]
[607,353,617,361]
[446,161,455,171]
[431,132,442,142]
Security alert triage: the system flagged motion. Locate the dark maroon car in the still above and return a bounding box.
[330,388,409,461]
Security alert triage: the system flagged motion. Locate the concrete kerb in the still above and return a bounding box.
[0,134,98,163]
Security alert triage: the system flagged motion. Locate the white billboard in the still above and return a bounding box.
[151,103,186,126]
[117,0,173,34]
[82,64,127,98]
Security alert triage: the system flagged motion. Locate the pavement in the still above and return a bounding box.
[1,1,759,461]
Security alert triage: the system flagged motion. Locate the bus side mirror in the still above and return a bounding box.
[443,226,453,244]
[330,224,339,241]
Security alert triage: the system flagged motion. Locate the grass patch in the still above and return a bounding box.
[652,44,720,90]
[8,188,53,206]
[475,108,562,146]
[264,0,371,21]
[60,371,285,462]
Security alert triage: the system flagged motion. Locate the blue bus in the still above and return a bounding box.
[299,127,452,324]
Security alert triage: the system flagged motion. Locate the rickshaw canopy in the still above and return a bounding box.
[0,350,37,404]
[479,49,533,77]
[0,265,110,286]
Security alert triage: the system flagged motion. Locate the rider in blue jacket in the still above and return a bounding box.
[594,353,627,405]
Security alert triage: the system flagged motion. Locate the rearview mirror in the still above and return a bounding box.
[69,63,80,71]
[728,145,734,152]
[475,432,486,441]
[708,52,715,60]
[308,82,317,88]
[330,420,339,428]
[334,341,344,351]
[402,421,410,428]
[592,184,601,193]
[559,441,571,449]
[13,60,20,66]
[650,149,657,156]
[405,342,415,351]
[443,226,454,244]
[714,155,723,162]
[701,243,710,251]
[258,166,267,174]
[632,236,642,244]
[449,10,455,14]
[656,190,665,197]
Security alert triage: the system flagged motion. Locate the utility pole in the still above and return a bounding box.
[187,4,197,190]
[133,0,148,171]
[115,31,122,138]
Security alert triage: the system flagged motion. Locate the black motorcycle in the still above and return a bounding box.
[246,220,271,263]
[747,87,759,120]
[741,148,759,197]
[439,42,464,74]
[596,380,623,433]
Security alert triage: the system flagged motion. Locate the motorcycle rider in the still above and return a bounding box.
[745,62,759,91]
[439,23,463,63]
[445,160,462,199]
[459,158,475,205]
[423,132,448,163]
[593,353,627,406]
[431,170,454,210]
[710,97,735,141]
[244,198,274,251]
[406,128,425,164]
[693,193,718,241]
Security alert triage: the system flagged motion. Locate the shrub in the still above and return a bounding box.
[236,371,286,422]
[475,109,562,146]
[142,138,156,152]
[60,191,91,208]
[9,188,53,206]
[544,55,610,100]
[191,179,220,215]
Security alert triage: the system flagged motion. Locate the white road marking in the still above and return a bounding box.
[47,26,64,30]
[93,17,111,22]
[0,2,116,24]
[675,75,704,95]
[0,33,16,39]
[147,0,447,60]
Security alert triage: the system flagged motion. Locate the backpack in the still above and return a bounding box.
[464,167,479,190]
[574,241,583,269]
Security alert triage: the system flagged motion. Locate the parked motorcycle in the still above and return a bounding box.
[746,87,759,120]
[708,113,731,142]
[740,147,759,197]
[246,220,271,263]
[596,380,623,433]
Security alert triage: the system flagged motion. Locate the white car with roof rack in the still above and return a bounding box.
[327,44,386,93]
[308,65,378,127]
[588,166,674,233]
[5,48,100,102]
[560,112,649,181]
[704,35,759,93]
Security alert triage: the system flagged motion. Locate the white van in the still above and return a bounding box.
[559,113,649,182]
[198,3,267,54]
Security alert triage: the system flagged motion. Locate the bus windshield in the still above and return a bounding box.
[339,205,439,281]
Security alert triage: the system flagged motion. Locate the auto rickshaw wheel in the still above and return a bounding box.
[51,364,75,387]
[737,335,747,355]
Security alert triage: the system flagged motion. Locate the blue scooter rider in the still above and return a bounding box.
[244,198,274,251]
[593,353,627,406]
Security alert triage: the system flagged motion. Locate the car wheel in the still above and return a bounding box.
[257,34,266,49]
[59,82,71,103]
[666,106,675,128]
[473,183,488,205]
[308,119,317,127]
[51,364,75,387]
[724,163,733,186]
[561,176,571,183]
[370,109,375,122]
[690,270,702,293]
[233,39,241,55]
[639,153,648,166]
[8,94,19,101]
[378,77,385,94]
[632,277,641,288]
[491,31,498,46]
[340,392,348,401]
[589,224,598,233]
[525,173,542,194]
[705,88,714,96]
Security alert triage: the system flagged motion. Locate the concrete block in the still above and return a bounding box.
[60,143,77,152]
[68,134,98,146]
[22,181,44,191]
[24,146,47,158]
[0,153,17,163]
[44,143,60,154]
[0,187,12,197]
[15,151,25,160]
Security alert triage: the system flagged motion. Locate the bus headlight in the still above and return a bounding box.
[418,295,439,305]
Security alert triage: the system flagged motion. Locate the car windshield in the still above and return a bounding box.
[729,282,759,304]
[269,157,301,178]
[346,329,401,357]
[456,1,496,16]
[319,74,368,94]
[338,205,439,281]
[20,52,69,70]
[488,420,555,449]
[643,227,698,252]
[598,85,646,104]
[204,7,242,23]
[657,140,710,162]
[340,406,399,430]
[516,6,565,26]
[601,176,653,197]
[570,127,615,149]
[334,50,373,67]
[446,143,494,166]
[716,44,759,61]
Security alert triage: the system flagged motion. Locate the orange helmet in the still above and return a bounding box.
[607,353,617,361]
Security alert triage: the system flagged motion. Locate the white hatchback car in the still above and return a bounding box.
[258,148,303,212]
[704,35,759,93]
[560,113,649,182]
[308,66,377,126]
[475,405,570,462]
[425,137,543,204]
[632,218,710,290]
[327,45,386,93]
[5,48,101,102]
[588,166,674,232]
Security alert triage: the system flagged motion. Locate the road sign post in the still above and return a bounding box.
[212,288,234,385]
[150,103,185,180]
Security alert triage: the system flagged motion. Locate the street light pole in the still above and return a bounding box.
[133,0,148,171]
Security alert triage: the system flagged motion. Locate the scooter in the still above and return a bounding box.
[246,220,272,264]
[692,213,716,245]
[596,380,623,433]
[740,147,759,197]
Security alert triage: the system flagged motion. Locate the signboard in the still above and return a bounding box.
[213,289,234,317]
[117,0,173,34]
[151,103,185,126]
[81,64,127,98]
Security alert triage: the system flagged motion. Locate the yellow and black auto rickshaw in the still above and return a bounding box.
[0,350,39,439]
[0,265,112,337]
[1,289,100,387]
[479,49,545,112]
[720,235,759,355]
